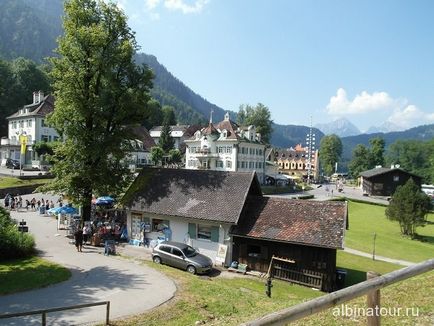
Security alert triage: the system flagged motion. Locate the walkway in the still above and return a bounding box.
[0,194,176,326]
[343,247,415,267]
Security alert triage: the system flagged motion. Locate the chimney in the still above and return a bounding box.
[33,90,44,104]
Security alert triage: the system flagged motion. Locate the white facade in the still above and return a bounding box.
[184,113,266,182]
[127,211,233,265]
[150,125,190,150]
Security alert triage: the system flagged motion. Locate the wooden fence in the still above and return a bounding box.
[0,301,110,326]
[242,258,434,326]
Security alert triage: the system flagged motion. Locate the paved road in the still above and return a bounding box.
[0,194,176,326]
[343,248,415,267]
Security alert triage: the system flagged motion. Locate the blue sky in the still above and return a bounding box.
[115,0,434,131]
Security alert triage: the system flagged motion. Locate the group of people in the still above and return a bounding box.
[3,193,64,212]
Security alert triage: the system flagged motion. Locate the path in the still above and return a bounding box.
[343,247,415,267]
[0,194,176,326]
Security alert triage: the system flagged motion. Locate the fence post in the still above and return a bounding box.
[366,271,381,326]
[106,301,110,325]
[42,311,46,326]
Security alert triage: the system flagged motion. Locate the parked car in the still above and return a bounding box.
[5,158,20,169]
[152,241,213,275]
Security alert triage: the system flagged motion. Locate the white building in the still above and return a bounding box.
[184,112,266,183]
[149,125,199,151]
[1,91,59,167]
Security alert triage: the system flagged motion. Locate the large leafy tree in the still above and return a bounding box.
[369,137,385,168]
[385,178,432,238]
[319,134,343,176]
[43,0,153,222]
[348,144,370,178]
[237,103,273,143]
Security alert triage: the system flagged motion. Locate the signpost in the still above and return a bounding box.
[18,219,28,233]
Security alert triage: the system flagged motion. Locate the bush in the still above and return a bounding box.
[0,207,35,260]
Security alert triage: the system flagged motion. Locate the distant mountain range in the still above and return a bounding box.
[1,0,433,160]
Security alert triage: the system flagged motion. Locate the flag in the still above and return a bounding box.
[19,134,28,154]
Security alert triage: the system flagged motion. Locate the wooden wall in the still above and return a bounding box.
[232,236,337,292]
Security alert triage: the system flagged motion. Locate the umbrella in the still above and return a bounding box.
[47,205,78,215]
[96,196,115,206]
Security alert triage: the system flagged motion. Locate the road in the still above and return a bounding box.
[0,193,176,325]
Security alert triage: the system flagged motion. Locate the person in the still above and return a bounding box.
[83,224,90,245]
[31,198,36,210]
[74,228,83,252]
[25,199,30,211]
[4,193,10,208]
[37,200,41,211]
[50,200,55,209]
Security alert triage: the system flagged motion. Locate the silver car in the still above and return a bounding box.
[152,241,213,275]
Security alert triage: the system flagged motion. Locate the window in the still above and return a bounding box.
[393,175,400,182]
[226,160,232,168]
[172,248,183,257]
[41,119,46,127]
[159,245,171,253]
[216,160,224,168]
[197,225,212,240]
[41,135,49,142]
[19,120,24,128]
[226,146,232,154]
[218,146,224,153]
[237,161,240,168]
[152,219,169,232]
[12,121,17,129]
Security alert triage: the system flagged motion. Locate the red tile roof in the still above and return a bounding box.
[231,197,346,249]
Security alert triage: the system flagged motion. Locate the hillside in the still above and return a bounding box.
[271,124,325,149]
[340,123,434,162]
[0,0,63,63]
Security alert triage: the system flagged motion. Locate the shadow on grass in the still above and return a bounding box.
[343,268,367,287]
[413,233,434,244]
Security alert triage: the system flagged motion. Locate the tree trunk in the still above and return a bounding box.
[81,189,93,227]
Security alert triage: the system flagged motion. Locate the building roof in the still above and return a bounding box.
[130,126,156,151]
[214,119,240,140]
[360,167,421,179]
[231,197,346,249]
[122,168,262,224]
[7,95,55,119]
[149,125,190,132]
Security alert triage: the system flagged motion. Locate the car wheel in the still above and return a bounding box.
[153,256,162,264]
[186,265,196,275]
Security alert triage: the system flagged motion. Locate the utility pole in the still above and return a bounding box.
[305,116,315,183]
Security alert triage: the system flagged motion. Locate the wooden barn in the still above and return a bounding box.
[230,197,347,292]
[360,167,422,197]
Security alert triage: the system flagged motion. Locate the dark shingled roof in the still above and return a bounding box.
[150,125,190,132]
[231,197,346,249]
[360,167,421,179]
[130,126,156,151]
[123,168,261,224]
[7,95,55,119]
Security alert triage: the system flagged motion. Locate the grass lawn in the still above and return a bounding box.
[345,201,434,262]
[0,256,71,295]
[336,251,401,286]
[112,252,431,326]
[0,176,51,189]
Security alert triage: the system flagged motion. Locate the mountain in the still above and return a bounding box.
[0,0,63,63]
[134,53,231,126]
[340,123,434,163]
[271,124,325,149]
[315,118,361,137]
[365,121,404,134]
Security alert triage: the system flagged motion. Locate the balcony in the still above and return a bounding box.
[191,148,219,158]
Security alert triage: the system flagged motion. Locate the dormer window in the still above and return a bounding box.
[195,131,201,140]
[222,129,227,138]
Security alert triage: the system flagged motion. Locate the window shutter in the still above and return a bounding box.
[188,223,196,239]
[210,226,219,242]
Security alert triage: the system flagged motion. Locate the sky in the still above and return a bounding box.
[115,0,434,132]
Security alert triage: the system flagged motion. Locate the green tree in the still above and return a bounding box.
[237,103,273,143]
[348,144,370,178]
[319,134,343,176]
[159,119,175,153]
[168,148,182,166]
[385,178,432,237]
[162,105,177,125]
[142,99,163,130]
[369,137,385,168]
[42,0,153,223]
[151,146,164,166]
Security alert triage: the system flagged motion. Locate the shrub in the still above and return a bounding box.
[0,207,35,260]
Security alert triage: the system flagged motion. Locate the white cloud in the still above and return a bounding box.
[145,0,161,10]
[164,0,209,14]
[326,88,434,130]
[387,105,434,129]
[326,88,399,115]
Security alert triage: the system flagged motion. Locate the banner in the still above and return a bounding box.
[19,134,28,154]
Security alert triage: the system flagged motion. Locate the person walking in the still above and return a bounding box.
[74,228,83,252]
[82,224,90,245]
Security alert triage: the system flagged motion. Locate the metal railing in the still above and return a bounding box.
[0,301,110,326]
[242,258,434,326]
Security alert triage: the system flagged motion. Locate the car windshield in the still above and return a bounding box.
[182,246,197,257]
